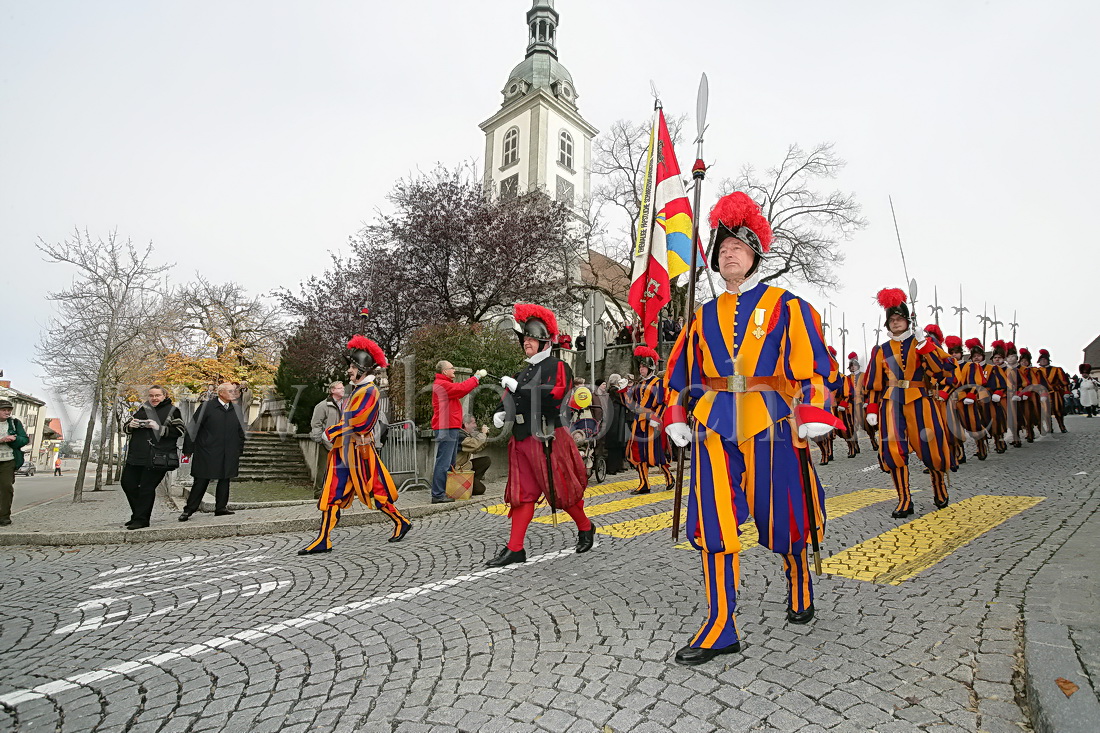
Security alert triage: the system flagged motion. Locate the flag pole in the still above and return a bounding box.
[671,72,708,541]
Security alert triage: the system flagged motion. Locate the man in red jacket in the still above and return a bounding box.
[431,360,487,503]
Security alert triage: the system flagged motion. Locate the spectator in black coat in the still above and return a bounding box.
[120,386,185,529]
[179,383,247,520]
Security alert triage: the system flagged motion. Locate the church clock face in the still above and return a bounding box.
[501,173,519,200]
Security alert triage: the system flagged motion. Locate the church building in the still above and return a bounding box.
[479,0,598,211]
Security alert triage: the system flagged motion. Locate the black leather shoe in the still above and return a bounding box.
[934,497,949,509]
[297,545,332,556]
[630,488,650,495]
[214,509,235,516]
[575,526,596,554]
[787,604,815,624]
[674,642,741,666]
[891,505,914,519]
[0,519,11,526]
[125,522,149,530]
[178,512,192,522]
[388,520,412,543]
[431,496,455,504]
[485,546,526,567]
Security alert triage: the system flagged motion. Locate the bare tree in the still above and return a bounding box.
[590,115,686,264]
[35,230,172,502]
[723,143,867,291]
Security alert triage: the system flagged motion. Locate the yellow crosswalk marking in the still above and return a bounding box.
[531,489,673,524]
[821,495,1044,585]
[481,476,669,516]
[668,488,900,549]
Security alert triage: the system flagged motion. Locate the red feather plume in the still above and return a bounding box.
[965,338,983,351]
[1039,348,1050,357]
[346,335,388,368]
[827,346,837,357]
[1019,347,1032,359]
[708,192,773,252]
[1004,341,1016,352]
[513,303,559,337]
[943,335,962,350]
[924,324,944,342]
[991,339,1006,350]
[847,351,858,360]
[876,288,907,309]
[634,346,660,360]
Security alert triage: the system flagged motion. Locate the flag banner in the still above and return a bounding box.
[628,109,693,349]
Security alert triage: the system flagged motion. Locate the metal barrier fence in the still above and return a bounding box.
[378,419,429,493]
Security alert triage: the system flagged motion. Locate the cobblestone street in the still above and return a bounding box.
[1,418,1097,733]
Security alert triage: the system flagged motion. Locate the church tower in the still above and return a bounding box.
[479,0,598,210]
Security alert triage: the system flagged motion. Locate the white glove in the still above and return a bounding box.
[501,376,518,392]
[963,398,974,405]
[473,369,487,379]
[665,422,691,448]
[144,419,161,431]
[866,413,879,427]
[493,411,506,429]
[648,419,661,429]
[837,406,846,412]
[992,394,1002,403]
[1011,395,1021,402]
[798,422,834,439]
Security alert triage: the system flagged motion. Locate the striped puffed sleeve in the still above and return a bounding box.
[325,385,377,442]
[863,345,887,412]
[783,297,842,428]
[664,312,704,426]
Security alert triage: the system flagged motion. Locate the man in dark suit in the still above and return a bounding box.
[179,382,247,520]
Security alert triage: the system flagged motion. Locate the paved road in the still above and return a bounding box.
[1,419,1096,732]
[8,460,95,515]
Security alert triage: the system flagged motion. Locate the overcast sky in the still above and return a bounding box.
[2,0,1096,428]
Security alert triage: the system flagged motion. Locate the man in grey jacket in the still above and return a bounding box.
[309,382,344,492]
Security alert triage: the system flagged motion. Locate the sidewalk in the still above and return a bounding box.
[1022,494,1100,732]
[0,477,505,547]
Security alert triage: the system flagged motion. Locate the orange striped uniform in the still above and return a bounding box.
[666,282,838,650]
[984,364,1011,451]
[835,374,860,457]
[1016,367,1040,442]
[1039,365,1070,431]
[626,374,673,492]
[954,361,990,460]
[300,379,410,553]
[863,336,956,510]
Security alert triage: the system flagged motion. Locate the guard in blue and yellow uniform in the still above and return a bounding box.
[298,335,412,555]
[955,338,991,461]
[626,346,674,494]
[663,192,843,666]
[864,290,957,517]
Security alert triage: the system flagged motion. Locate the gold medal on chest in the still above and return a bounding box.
[752,308,766,340]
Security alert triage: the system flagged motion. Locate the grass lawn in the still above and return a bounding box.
[230,480,316,502]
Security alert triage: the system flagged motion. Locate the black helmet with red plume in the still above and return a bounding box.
[345,335,387,373]
[877,288,910,327]
[634,345,660,372]
[708,192,773,275]
[513,303,559,348]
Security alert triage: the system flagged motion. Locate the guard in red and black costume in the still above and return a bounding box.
[836,353,862,458]
[298,335,412,555]
[864,289,957,517]
[956,338,991,461]
[1017,348,1043,442]
[1037,349,1070,434]
[1001,342,1026,447]
[985,340,1011,453]
[486,304,594,567]
[626,346,674,494]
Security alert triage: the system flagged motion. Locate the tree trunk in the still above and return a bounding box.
[93,393,109,491]
[73,382,101,503]
[105,406,119,486]
[113,416,124,482]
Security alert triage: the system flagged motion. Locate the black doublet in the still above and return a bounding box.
[502,355,573,441]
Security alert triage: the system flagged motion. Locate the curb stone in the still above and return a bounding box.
[1023,619,1100,733]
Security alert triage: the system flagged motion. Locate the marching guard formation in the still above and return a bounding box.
[299,188,1077,668]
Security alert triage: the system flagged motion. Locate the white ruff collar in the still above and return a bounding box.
[724,273,761,295]
[526,348,552,365]
[890,329,914,342]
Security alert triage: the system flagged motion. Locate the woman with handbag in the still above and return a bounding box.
[120,385,185,529]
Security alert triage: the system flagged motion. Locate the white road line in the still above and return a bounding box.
[90,555,271,590]
[0,545,588,708]
[96,548,261,578]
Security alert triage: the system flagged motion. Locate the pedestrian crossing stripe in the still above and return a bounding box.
[820,495,1044,585]
[667,488,901,549]
[481,476,670,517]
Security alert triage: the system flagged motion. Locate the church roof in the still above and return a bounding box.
[499,0,579,110]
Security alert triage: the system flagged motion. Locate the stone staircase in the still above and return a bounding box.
[233,432,312,483]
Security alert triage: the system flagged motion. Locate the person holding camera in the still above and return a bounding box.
[120,385,185,529]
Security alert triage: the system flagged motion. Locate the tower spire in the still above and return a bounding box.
[526,0,559,59]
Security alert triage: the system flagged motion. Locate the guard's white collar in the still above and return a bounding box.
[890,329,914,342]
[352,375,375,385]
[526,348,552,365]
[724,273,761,295]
